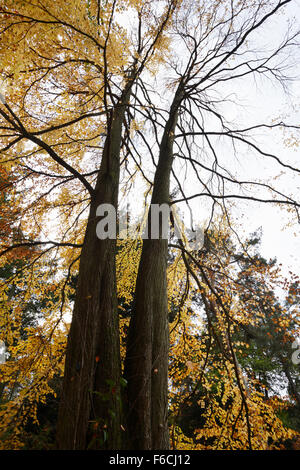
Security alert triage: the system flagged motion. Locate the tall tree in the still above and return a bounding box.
[0,0,299,450]
[124,0,299,449]
[0,0,178,449]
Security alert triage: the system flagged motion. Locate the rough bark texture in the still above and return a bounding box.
[124,90,182,449]
[56,90,131,449]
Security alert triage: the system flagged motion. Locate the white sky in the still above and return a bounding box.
[169,0,300,278]
[226,0,300,276]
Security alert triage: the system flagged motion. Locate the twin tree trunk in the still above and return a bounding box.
[56,78,182,449]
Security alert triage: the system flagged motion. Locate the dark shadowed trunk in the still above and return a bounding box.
[56,85,132,450]
[280,356,300,406]
[124,88,183,449]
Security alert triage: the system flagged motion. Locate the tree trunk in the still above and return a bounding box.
[280,356,300,406]
[56,88,131,449]
[124,89,182,449]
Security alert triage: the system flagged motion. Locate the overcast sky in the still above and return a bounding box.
[167,0,300,277]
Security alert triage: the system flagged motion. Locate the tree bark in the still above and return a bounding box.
[124,89,182,449]
[56,86,132,450]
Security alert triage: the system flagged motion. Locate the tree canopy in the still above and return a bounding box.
[0,0,299,451]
